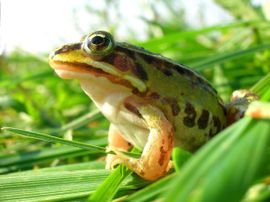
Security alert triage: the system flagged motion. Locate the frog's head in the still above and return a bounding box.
[49,31,147,95]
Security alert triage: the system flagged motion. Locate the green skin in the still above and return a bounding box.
[49,31,227,180]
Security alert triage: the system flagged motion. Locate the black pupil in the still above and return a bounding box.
[91,35,105,45]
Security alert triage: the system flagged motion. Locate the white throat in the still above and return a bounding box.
[79,77,132,122]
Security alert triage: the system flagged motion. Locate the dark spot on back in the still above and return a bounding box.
[197,110,210,129]
[183,102,197,127]
[140,54,154,64]
[133,62,148,81]
[151,60,173,76]
[114,45,135,58]
[149,92,160,99]
[209,129,214,137]
[213,116,222,132]
[162,97,180,116]
[171,102,180,116]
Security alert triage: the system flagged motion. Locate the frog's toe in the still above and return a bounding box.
[105,146,127,169]
[105,153,123,169]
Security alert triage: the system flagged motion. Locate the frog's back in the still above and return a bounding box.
[118,44,227,151]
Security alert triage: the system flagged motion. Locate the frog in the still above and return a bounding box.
[49,31,257,181]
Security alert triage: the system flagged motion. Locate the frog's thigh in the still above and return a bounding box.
[106,124,131,169]
[113,99,174,181]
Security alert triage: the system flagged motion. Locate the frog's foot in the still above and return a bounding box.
[106,149,124,169]
[114,98,174,181]
[106,124,131,169]
[110,146,172,180]
[226,89,260,125]
[231,89,259,102]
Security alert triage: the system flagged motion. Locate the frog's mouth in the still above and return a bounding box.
[49,60,136,90]
[49,58,146,93]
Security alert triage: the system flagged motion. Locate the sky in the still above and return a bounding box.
[0,0,263,54]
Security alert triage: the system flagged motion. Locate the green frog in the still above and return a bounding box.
[49,31,255,180]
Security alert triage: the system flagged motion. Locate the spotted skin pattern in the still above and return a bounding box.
[49,31,230,180]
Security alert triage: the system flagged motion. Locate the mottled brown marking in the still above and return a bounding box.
[133,61,148,81]
[213,116,222,132]
[162,97,180,116]
[197,109,210,129]
[54,43,81,55]
[174,64,218,94]
[140,171,145,176]
[171,102,180,116]
[183,102,197,127]
[149,92,160,99]
[114,45,135,58]
[209,129,214,137]
[132,88,148,97]
[113,54,134,72]
[174,64,186,75]
[158,146,167,166]
[140,53,154,64]
[174,63,194,77]
[152,60,173,76]
[124,101,142,118]
[168,133,174,145]
[161,61,173,76]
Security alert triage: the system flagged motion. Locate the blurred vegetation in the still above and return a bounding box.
[1,0,270,201]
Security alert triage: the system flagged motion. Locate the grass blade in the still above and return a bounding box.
[88,165,132,202]
[0,169,110,202]
[164,117,270,202]
[191,44,270,70]
[126,174,175,202]
[1,127,107,153]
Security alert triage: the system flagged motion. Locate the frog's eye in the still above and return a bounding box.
[83,31,114,58]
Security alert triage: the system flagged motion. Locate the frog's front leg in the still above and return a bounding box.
[106,124,131,169]
[112,98,174,181]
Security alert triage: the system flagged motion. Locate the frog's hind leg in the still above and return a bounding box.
[106,124,131,169]
[111,98,174,181]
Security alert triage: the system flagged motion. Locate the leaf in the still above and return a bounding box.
[172,147,192,171]
[164,117,270,202]
[191,44,270,70]
[88,165,132,202]
[1,127,107,153]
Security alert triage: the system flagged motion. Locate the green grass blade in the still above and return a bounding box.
[0,168,148,202]
[126,174,175,202]
[172,147,192,171]
[164,117,270,202]
[251,72,270,101]
[0,138,107,174]
[88,165,132,202]
[1,127,107,153]
[48,109,102,134]
[139,21,264,49]
[190,44,270,70]
[0,170,110,202]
